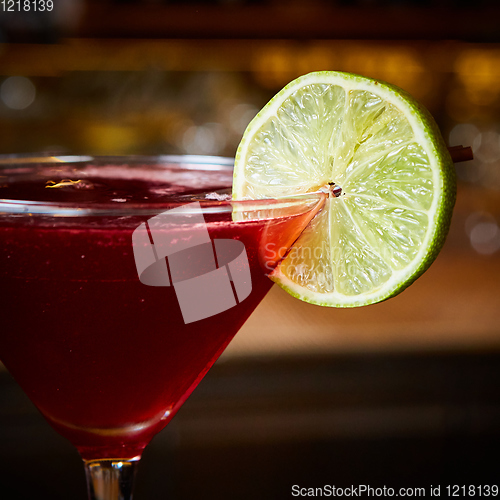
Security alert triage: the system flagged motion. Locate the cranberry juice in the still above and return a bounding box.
[0,159,322,460]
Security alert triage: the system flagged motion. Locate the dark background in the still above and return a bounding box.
[1,1,499,498]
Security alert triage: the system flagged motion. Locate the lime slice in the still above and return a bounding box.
[233,71,456,307]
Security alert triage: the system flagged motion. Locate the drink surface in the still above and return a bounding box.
[0,158,322,460]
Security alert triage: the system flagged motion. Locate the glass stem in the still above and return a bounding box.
[84,459,139,500]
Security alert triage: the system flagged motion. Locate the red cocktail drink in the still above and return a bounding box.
[0,156,323,498]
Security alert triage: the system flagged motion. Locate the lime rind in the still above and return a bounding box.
[233,71,456,307]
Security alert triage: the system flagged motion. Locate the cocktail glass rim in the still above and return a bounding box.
[0,153,324,217]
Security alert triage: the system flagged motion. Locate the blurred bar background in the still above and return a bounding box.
[1,1,500,499]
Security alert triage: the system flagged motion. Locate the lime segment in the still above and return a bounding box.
[233,71,456,307]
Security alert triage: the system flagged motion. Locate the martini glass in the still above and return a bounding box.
[0,155,324,500]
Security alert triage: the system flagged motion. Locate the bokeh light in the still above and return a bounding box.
[0,76,36,110]
[465,212,500,255]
